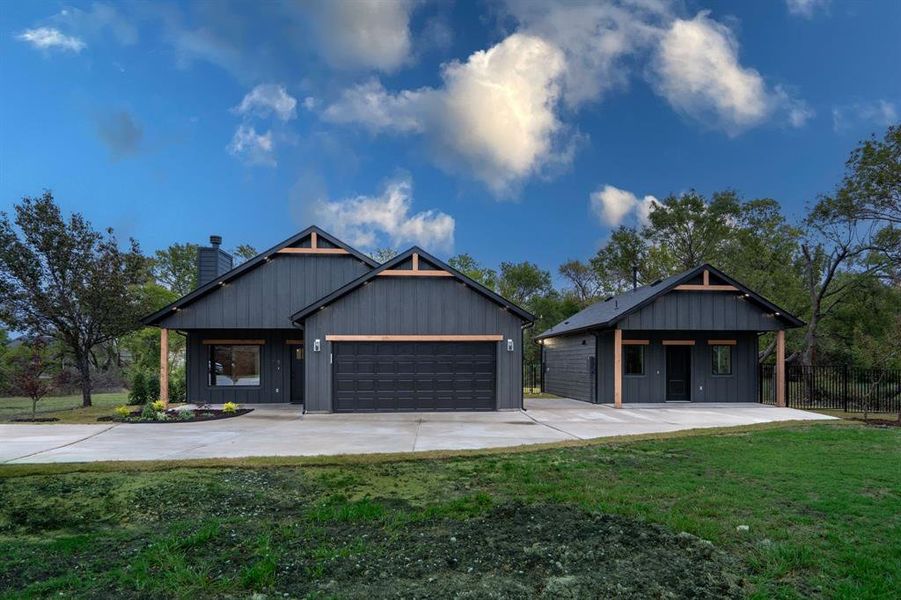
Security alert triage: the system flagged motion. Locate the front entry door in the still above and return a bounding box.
[290,344,304,404]
[665,346,691,401]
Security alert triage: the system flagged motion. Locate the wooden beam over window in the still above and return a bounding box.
[285,339,304,345]
[276,247,349,255]
[325,334,504,342]
[622,339,650,345]
[662,340,696,346]
[160,328,169,406]
[613,329,622,408]
[202,339,266,345]
[707,339,737,345]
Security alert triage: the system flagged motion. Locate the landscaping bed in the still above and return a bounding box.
[99,405,252,423]
[9,417,60,423]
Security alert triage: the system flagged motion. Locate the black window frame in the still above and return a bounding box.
[623,345,645,376]
[711,345,733,376]
[208,344,263,388]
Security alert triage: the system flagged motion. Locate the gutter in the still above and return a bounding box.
[521,321,534,412]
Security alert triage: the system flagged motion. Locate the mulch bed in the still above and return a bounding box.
[10,417,60,423]
[98,408,253,423]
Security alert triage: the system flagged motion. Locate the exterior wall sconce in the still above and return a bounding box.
[313,339,321,352]
[507,339,514,352]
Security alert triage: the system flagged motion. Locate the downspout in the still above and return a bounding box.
[521,321,534,412]
[591,331,600,404]
[292,320,306,415]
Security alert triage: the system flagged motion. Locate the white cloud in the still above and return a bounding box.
[590,185,659,227]
[16,27,85,52]
[832,100,898,132]
[650,12,811,134]
[311,177,455,252]
[785,0,829,18]
[226,125,275,166]
[324,33,567,194]
[233,84,298,121]
[305,0,416,72]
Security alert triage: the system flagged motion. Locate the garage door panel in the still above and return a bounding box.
[333,341,496,412]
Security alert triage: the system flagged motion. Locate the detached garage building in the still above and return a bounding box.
[536,265,803,407]
[142,227,533,412]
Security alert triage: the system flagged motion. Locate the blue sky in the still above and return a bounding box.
[1,1,899,282]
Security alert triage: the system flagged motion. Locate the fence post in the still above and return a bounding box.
[843,364,849,412]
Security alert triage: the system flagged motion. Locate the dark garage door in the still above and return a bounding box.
[333,341,496,412]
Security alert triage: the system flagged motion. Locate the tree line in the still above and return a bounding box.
[1,125,898,408]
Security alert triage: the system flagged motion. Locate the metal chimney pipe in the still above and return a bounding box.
[209,235,222,247]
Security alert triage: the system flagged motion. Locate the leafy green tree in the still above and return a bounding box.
[152,243,198,296]
[498,261,552,308]
[370,248,399,263]
[558,260,601,306]
[232,244,258,265]
[589,226,672,295]
[9,340,52,420]
[0,192,149,407]
[448,253,498,290]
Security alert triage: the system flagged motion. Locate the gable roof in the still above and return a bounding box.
[291,247,535,323]
[142,226,379,326]
[536,264,804,339]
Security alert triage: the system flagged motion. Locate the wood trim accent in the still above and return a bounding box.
[703,269,710,286]
[622,339,650,345]
[285,339,304,345]
[276,247,349,255]
[775,329,786,407]
[412,252,419,270]
[707,339,737,345]
[201,339,266,345]
[160,328,169,406]
[661,340,696,346]
[377,270,454,277]
[310,231,318,249]
[613,329,622,408]
[673,284,738,291]
[325,334,503,342]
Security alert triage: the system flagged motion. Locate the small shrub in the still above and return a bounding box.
[178,409,194,421]
[155,411,168,422]
[114,405,131,418]
[151,400,166,412]
[147,375,160,403]
[168,366,187,404]
[128,371,148,405]
[140,403,156,420]
[222,401,239,414]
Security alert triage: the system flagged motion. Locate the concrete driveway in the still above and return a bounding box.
[0,398,835,464]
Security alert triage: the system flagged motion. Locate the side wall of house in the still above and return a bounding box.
[158,254,372,329]
[185,329,298,404]
[594,330,759,403]
[302,277,526,412]
[542,333,595,402]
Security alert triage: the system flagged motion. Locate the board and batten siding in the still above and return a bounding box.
[302,277,526,412]
[185,329,298,404]
[542,334,595,402]
[157,254,372,330]
[595,331,759,403]
[617,291,782,331]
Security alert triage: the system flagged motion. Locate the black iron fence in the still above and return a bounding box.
[524,362,542,393]
[759,364,901,413]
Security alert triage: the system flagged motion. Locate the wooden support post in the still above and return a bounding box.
[775,329,785,407]
[614,329,623,408]
[160,328,169,406]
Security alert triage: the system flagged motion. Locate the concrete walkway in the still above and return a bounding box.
[0,398,836,464]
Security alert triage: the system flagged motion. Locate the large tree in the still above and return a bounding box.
[448,253,498,290]
[152,243,198,296]
[498,261,552,308]
[0,192,149,407]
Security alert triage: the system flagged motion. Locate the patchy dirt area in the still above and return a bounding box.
[276,504,747,599]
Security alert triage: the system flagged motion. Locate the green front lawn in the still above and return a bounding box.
[0,422,898,598]
[0,392,127,423]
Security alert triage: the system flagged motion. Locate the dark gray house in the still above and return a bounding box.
[536,265,803,407]
[143,226,533,412]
